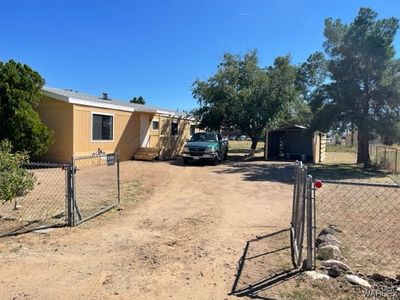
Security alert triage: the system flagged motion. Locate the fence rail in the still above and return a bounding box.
[0,152,120,238]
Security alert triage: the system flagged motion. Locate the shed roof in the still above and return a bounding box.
[269,125,308,132]
[42,87,190,118]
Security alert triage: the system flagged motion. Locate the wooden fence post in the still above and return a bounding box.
[395,149,398,174]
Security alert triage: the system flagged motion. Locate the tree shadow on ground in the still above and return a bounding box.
[215,158,388,183]
[170,155,388,183]
[230,229,302,299]
[306,163,388,181]
[214,161,296,184]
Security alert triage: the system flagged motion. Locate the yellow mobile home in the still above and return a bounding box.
[38,87,196,162]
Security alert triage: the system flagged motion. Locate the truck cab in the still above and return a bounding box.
[182,132,229,165]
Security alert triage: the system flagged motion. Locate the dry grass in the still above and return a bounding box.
[308,151,400,277]
[324,151,357,164]
[0,167,67,236]
[316,182,400,275]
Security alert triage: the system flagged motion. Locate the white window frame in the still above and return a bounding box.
[91,112,115,142]
[151,120,160,131]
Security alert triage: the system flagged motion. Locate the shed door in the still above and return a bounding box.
[140,115,150,147]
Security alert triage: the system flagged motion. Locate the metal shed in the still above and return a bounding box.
[264,125,326,163]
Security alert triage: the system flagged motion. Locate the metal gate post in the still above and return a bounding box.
[117,151,121,205]
[305,175,314,270]
[66,162,74,227]
[68,157,77,227]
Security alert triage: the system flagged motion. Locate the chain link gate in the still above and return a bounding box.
[68,152,120,226]
[0,152,120,238]
[290,161,315,270]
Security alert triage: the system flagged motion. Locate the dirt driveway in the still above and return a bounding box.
[0,159,295,300]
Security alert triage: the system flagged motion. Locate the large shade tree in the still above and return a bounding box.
[0,60,53,157]
[192,50,305,151]
[311,8,400,165]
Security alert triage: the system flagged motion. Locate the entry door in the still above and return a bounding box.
[140,115,150,147]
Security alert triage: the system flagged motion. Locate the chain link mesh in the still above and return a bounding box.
[0,162,68,237]
[290,162,307,268]
[370,145,400,174]
[316,180,400,274]
[73,153,119,224]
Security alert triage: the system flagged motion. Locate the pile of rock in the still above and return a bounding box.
[306,226,400,294]
[306,226,371,288]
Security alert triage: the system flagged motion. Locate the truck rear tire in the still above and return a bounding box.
[223,149,228,160]
[212,156,219,166]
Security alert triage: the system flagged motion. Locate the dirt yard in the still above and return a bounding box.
[0,156,393,299]
[0,159,297,299]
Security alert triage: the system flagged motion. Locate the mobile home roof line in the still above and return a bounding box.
[42,86,189,118]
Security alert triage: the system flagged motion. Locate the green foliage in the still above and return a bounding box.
[130,96,146,104]
[192,50,306,149]
[0,60,53,157]
[0,140,35,202]
[310,8,400,165]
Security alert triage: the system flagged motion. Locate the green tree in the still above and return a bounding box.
[130,96,146,104]
[0,60,53,157]
[311,8,400,165]
[0,140,35,204]
[193,50,304,151]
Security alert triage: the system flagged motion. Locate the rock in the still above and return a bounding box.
[318,227,337,236]
[321,259,351,271]
[328,225,343,233]
[316,234,341,248]
[305,271,331,280]
[327,265,342,278]
[33,228,56,234]
[318,240,341,248]
[345,274,371,288]
[317,245,343,261]
[370,273,388,281]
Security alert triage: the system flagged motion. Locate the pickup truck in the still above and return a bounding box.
[182,132,229,165]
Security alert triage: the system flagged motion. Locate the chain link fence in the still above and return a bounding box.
[71,153,120,225]
[315,179,400,274]
[0,153,120,237]
[370,144,400,174]
[0,162,68,237]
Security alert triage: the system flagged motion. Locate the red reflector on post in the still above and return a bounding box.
[315,180,323,189]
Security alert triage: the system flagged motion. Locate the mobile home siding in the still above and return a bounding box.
[37,97,73,162]
[73,104,142,161]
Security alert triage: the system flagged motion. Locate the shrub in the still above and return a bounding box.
[0,140,35,203]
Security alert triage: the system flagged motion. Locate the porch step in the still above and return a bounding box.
[133,147,160,161]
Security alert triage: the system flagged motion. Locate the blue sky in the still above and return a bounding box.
[1,0,399,111]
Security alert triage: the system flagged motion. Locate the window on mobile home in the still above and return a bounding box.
[171,122,178,136]
[92,113,113,141]
[152,120,159,130]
